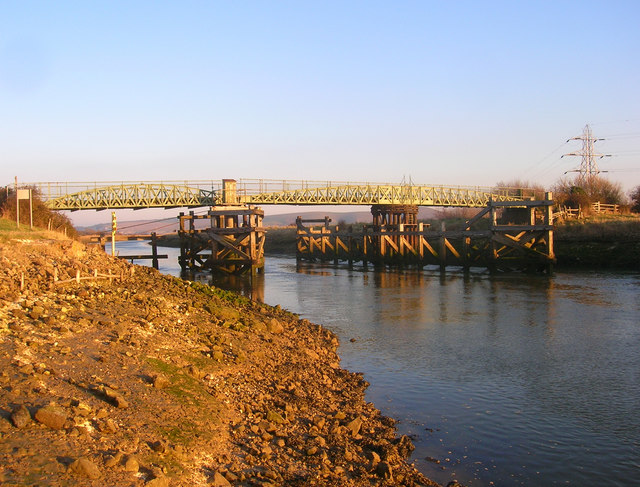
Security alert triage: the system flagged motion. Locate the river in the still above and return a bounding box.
[112,241,640,486]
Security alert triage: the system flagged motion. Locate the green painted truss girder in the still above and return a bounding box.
[30,180,530,210]
[39,183,219,210]
[242,184,523,207]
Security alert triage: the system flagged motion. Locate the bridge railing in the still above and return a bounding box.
[17,178,540,210]
[27,180,224,202]
[232,179,538,199]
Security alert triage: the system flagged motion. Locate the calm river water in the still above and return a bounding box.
[114,241,640,486]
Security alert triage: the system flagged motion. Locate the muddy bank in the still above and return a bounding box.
[0,237,437,486]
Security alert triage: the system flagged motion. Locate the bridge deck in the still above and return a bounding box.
[24,179,535,210]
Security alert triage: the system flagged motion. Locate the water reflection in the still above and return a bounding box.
[258,258,640,487]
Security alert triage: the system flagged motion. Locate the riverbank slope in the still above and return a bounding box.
[0,229,436,486]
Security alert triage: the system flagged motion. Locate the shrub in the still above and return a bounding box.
[630,186,640,213]
[0,186,77,237]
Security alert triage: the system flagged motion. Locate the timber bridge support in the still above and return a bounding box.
[296,193,555,273]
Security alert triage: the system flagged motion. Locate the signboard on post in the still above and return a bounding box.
[15,186,33,229]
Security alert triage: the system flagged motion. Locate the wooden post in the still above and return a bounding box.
[439,221,446,271]
[151,232,159,269]
[15,177,19,229]
[111,211,117,256]
[546,191,554,273]
[29,189,33,229]
[489,201,497,273]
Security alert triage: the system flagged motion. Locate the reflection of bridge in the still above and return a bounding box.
[29,179,533,210]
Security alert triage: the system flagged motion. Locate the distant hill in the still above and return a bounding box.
[78,208,442,233]
[263,208,441,227]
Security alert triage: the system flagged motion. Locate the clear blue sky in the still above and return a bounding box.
[2,1,639,197]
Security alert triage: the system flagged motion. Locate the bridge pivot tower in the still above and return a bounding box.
[563,124,611,184]
[178,205,265,275]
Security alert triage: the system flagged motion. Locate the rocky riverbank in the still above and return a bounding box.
[0,235,438,486]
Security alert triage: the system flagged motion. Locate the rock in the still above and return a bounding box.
[29,306,44,320]
[153,375,170,389]
[69,457,101,479]
[124,455,139,473]
[212,350,224,361]
[147,476,170,486]
[346,417,362,436]
[11,405,31,428]
[267,318,284,334]
[151,439,168,453]
[266,410,285,424]
[376,461,393,480]
[312,415,326,429]
[35,405,67,430]
[368,450,381,468]
[105,451,123,468]
[395,434,415,457]
[209,471,231,486]
[98,386,129,408]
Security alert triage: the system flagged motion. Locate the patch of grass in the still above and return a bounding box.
[555,216,640,241]
[0,217,71,242]
[146,356,224,447]
[146,357,208,407]
[189,281,251,307]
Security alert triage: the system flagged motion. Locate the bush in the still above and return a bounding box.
[552,176,624,210]
[631,186,640,213]
[0,186,77,237]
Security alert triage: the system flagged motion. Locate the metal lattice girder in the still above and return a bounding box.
[242,184,524,207]
[27,179,530,210]
[35,182,220,210]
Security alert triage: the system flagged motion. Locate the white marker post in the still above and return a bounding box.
[111,211,117,256]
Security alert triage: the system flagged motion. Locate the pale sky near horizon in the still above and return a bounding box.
[1,1,639,225]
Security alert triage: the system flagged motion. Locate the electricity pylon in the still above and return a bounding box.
[562,124,611,184]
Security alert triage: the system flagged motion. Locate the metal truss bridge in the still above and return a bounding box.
[26,179,534,211]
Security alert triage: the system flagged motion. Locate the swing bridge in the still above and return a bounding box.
[19,179,555,274]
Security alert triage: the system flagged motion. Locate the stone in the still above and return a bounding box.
[210,471,231,486]
[147,476,170,486]
[153,375,170,389]
[11,405,31,428]
[266,410,285,424]
[105,451,123,468]
[267,318,284,334]
[69,457,101,479]
[346,417,362,436]
[100,386,129,408]
[212,350,224,362]
[312,415,326,429]
[376,461,393,479]
[124,455,139,473]
[35,405,67,430]
[151,439,168,453]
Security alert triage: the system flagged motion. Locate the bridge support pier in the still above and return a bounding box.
[178,206,265,275]
[295,197,555,273]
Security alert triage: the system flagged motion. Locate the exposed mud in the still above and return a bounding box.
[0,238,438,486]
